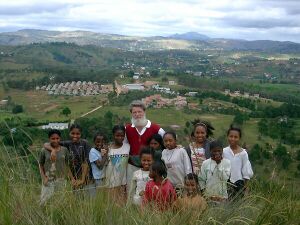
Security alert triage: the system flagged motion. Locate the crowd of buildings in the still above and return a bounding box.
[36,81,113,96]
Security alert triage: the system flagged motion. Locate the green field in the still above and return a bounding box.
[0,89,107,121]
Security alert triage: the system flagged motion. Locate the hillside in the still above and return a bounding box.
[1,29,300,53]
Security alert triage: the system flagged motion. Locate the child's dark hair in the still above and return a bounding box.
[147,134,165,149]
[48,129,61,138]
[163,131,177,140]
[140,147,154,158]
[69,123,82,132]
[227,125,242,138]
[93,132,107,142]
[191,119,214,138]
[185,173,199,184]
[151,161,167,177]
[209,140,223,151]
[112,124,125,134]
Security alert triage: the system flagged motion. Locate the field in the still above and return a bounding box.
[0,89,107,121]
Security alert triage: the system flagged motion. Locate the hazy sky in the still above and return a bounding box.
[0,0,300,42]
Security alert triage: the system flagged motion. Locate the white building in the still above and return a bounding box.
[41,123,69,130]
[124,84,144,91]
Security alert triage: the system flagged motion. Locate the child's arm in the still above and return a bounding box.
[198,162,207,191]
[217,160,231,181]
[39,164,48,185]
[77,161,88,186]
[95,149,108,170]
[182,149,193,174]
[38,150,48,185]
[44,141,71,162]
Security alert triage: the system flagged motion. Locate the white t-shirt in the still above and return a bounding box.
[89,148,105,179]
[189,143,206,175]
[223,146,254,183]
[128,169,150,205]
[106,143,130,188]
[199,158,231,199]
[162,147,192,188]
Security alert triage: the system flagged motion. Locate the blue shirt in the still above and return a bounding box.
[89,148,104,179]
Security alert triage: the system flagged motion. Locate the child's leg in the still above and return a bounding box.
[54,179,67,199]
[40,182,55,205]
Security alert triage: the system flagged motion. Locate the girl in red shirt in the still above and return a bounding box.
[143,161,176,211]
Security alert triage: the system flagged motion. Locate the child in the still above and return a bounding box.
[147,134,165,162]
[105,125,130,205]
[223,126,253,198]
[199,141,231,202]
[174,173,207,214]
[143,161,176,211]
[88,133,108,196]
[128,147,153,206]
[45,124,91,190]
[161,131,192,191]
[185,121,214,175]
[39,129,70,205]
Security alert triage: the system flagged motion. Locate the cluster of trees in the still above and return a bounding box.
[0,117,47,156]
[258,118,299,145]
[249,143,292,170]
[74,111,130,140]
[5,76,49,91]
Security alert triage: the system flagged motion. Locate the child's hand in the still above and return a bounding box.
[71,178,77,187]
[43,176,49,185]
[101,149,108,157]
[139,191,145,196]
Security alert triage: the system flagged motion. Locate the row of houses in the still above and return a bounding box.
[142,94,187,109]
[152,84,177,95]
[36,81,113,96]
[224,89,260,98]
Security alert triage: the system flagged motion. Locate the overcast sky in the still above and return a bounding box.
[0,0,300,42]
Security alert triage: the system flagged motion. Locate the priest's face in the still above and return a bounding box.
[131,106,147,127]
[131,106,145,120]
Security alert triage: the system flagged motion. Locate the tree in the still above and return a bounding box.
[249,144,261,162]
[61,107,71,117]
[12,105,24,114]
[162,76,168,83]
[273,144,292,169]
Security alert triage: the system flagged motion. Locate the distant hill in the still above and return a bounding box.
[0,29,300,53]
[168,32,210,41]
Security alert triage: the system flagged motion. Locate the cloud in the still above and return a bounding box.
[0,0,299,42]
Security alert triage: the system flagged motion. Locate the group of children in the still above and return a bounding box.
[39,121,253,211]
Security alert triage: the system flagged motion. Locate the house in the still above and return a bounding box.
[224,89,230,94]
[187,92,198,97]
[133,75,140,80]
[244,92,250,98]
[193,71,203,76]
[168,80,176,85]
[174,96,187,109]
[0,100,8,106]
[253,94,260,98]
[188,103,199,109]
[119,74,125,78]
[234,91,240,96]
